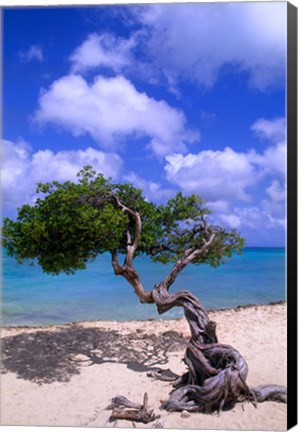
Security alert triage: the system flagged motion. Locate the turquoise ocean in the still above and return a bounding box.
[2,248,286,327]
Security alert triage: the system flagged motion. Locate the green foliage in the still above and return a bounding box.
[150,192,245,267]
[2,166,245,275]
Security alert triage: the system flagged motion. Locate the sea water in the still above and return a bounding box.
[1,248,286,327]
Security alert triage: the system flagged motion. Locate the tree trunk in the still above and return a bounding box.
[150,282,287,413]
[108,202,286,416]
[110,254,286,414]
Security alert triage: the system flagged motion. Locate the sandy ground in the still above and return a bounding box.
[0,303,287,430]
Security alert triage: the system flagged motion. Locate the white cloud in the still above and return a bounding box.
[65,3,286,93]
[30,147,122,185]
[266,180,286,203]
[207,200,230,214]
[219,206,285,231]
[248,142,286,178]
[19,45,44,62]
[219,214,241,229]
[1,139,123,210]
[261,199,286,223]
[32,74,198,157]
[260,179,286,221]
[165,147,257,202]
[69,33,135,73]
[249,118,286,179]
[236,207,285,230]
[251,117,286,143]
[163,118,285,204]
[130,2,286,91]
[1,139,32,206]
[164,117,286,236]
[123,172,175,202]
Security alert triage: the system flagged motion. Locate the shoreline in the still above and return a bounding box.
[1,300,286,332]
[1,302,287,429]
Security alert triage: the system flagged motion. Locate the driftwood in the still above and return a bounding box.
[147,368,180,382]
[107,393,160,424]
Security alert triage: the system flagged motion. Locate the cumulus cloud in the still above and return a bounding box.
[213,193,285,232]
[206,200,230,214]
[165,147,257,202]
[69,33,135,73]
[265,179,286,203]
[124,172,175,202]
[165,117,286,202]
[129,2,286,91]
[19,45,44,62]
[32,74,198,157]
[248,142,286,178]
[2,139,32,206]
[233,207,285,230]
[249,118,286,177]
[1,139,123,210]
[251,117,286,143]
[218,207,285,246]
[260,179,286,222]
[165,117,286,236]
[64,3,286,93]
[219,214,241,229]
[216,176,286,234]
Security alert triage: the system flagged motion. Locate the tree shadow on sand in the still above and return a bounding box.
[1,325,187,384]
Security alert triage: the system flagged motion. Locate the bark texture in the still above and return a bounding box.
[151,282,287,413]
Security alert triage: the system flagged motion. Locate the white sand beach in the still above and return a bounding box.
[0,303,287,430]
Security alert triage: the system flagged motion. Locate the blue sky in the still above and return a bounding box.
[2,3,287,246]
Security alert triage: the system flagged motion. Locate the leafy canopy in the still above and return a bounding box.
[2,166,245,275]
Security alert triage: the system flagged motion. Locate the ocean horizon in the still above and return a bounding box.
[1,247,286,327]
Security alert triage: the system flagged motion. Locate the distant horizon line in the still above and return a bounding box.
[244,246,285,249]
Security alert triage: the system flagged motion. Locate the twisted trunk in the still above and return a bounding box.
[108,199,286,416]
[111,257,286,414]
[152,282,252,412]
[149,245,286,413]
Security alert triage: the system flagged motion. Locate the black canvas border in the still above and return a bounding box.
[287,2,297,430]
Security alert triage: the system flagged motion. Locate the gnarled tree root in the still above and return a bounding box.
[149,283,287,414]
[110,284,287,421]
[107,393,160,424]
[250,385,287,403]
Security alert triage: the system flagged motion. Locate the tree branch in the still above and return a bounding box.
[112,196,142,266]
[149,244,178,256]
[111,250,123,275]
[162,232,216,290]
[110,251,154,304]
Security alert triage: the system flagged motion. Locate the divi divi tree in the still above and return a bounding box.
[3,166,286,416]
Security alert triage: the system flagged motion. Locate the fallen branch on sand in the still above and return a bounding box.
[107,393,160,424]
